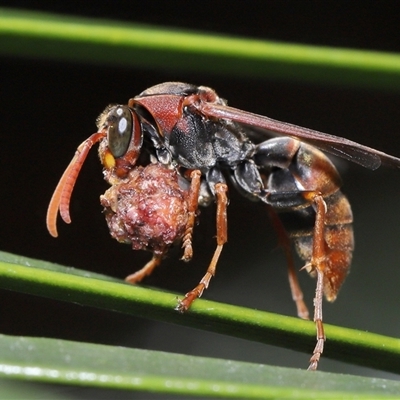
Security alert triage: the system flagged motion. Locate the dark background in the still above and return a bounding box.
[2,1,400,396]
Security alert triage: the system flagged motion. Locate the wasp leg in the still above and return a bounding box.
[266,206,309,320]
[267,189,329,369]
[125,254,163,284]
[176,183,228,312]
[308,269,325,371]
[181,170,202,262]
[303,193,327,371]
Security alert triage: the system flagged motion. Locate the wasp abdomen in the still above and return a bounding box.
[258,138,354,302]
[289,190,354,301]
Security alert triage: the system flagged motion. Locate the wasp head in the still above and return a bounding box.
[46,104,143,237]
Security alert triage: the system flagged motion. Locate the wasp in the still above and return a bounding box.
[46,82,400,370]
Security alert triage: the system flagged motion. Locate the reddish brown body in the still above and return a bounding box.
[266,140,354,302]
[294,190,354,302]
[46,82,400,371]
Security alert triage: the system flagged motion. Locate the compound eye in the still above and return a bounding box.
[107,106,133,158]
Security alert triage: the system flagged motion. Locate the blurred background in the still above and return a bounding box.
[1,1,400,395]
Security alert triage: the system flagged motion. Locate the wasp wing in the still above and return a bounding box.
[200,102,400,170]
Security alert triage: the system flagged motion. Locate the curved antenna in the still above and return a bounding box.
[46,132,106,237]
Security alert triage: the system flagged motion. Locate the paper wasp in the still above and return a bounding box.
[47,82,400,369]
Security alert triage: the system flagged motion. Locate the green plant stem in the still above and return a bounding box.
[0,334,400,399]
[2,7,400,90]
[0,251,399,375]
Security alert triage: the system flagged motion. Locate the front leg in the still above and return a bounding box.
[181,170,201,261]
[176,182,228,312]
